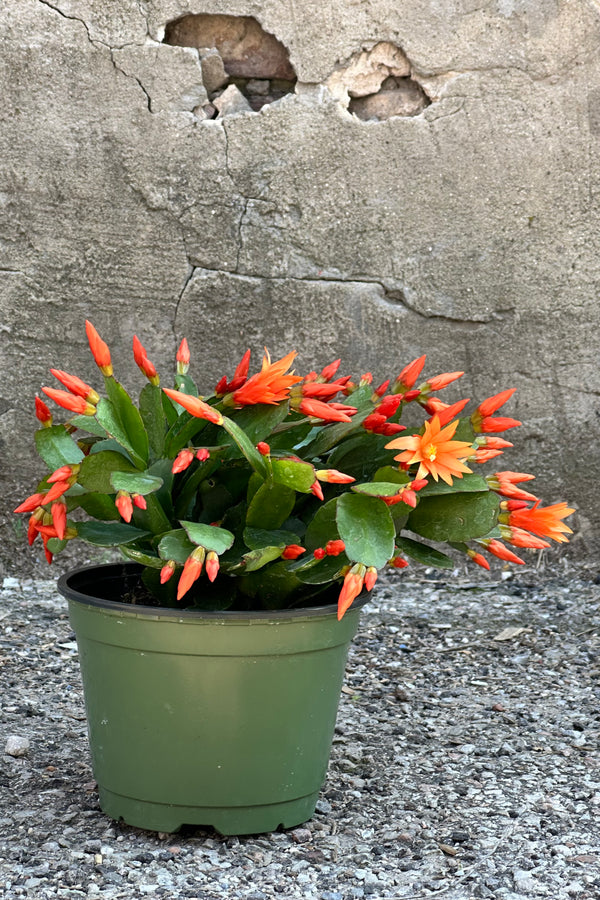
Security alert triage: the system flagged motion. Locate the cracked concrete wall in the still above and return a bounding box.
[1,0,599,572]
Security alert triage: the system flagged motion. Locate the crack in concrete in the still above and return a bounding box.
[36,0,107,49]
[175,265,496,325]
[109,51,152,112]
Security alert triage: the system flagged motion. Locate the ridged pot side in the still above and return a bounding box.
[59,563,366,835]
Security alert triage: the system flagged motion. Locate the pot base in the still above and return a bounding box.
[98,787,320,836]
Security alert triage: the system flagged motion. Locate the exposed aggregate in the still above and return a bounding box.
[0,561,599,900]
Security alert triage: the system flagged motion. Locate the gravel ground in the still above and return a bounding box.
[0,560,599,900]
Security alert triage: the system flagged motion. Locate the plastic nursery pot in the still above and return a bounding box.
[58,563,367,836]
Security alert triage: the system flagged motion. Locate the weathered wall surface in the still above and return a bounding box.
[1,0,599,572]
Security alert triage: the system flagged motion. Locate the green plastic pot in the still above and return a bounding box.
[58,563,366,835]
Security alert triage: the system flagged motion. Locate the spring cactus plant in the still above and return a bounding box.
[15,322,574,619]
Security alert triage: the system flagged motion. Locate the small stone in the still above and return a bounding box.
[5,735,30,757]
[315,799,332,814]
[349,80,429,120]
[198,47,229,94]
[213,84,252,117]
[290,827,312,843]
[246,79,270,95]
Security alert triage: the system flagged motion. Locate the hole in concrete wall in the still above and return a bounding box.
[164,14,296,118]
[327,42,431,122]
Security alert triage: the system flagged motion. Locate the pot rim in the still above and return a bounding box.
[57,562,369,621]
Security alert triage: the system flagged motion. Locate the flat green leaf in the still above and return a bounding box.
[180,521,235,554]
[104,377,149,466]
[96,398,146,468]
[418,472,488,496]
[120,547,164,568]
[77,450,138,493]
[303,498,340,551]
[221,415,268,478]
[407,491,500,542]
[228,403,290,443]
[373,465,409,485]
[69,415,110,438]
[76,521,150,546]
[352,481,406,497]
[271,458,315,492]
[246,481,296,530]
[158,529,196,564]
[336,492,395,568]
[292,553,349,584]
[243,527,300,550]
[34,426,84,470]
[395,536,454,568]
[238,546,284,572]
[77,493,122,521]
[139,383,166,457]
[110,472,163,495]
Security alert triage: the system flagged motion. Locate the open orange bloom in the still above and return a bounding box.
[508,501,575,543]
[386,415,474,485]
[232,350,302,406]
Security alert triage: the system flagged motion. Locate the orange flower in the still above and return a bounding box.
[42,387,96,416]
[507,501,574,543]
[337,563,366,620]
[423,398,470,427]
[163,388,223,425]
[386,415,473,485]
[231,350,301,406]
[215,349,251,395]
[85,320,113,376]
[50,369,99,404]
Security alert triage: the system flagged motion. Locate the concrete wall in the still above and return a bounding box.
[2,0,599,572]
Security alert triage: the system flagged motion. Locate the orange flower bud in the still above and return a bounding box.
[282,544,305,560]
[163,388,223,425]
[50,369,100,404]
[115,491,133,523]
[205,550,220,582]
[85,320,113,376]
[42,387,96,416]
[172,449,195,473]
[35,396,53,427]
[160,560,176,584]
[176,338,190,375]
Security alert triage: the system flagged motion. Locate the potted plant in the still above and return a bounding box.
[15,321,574,835]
